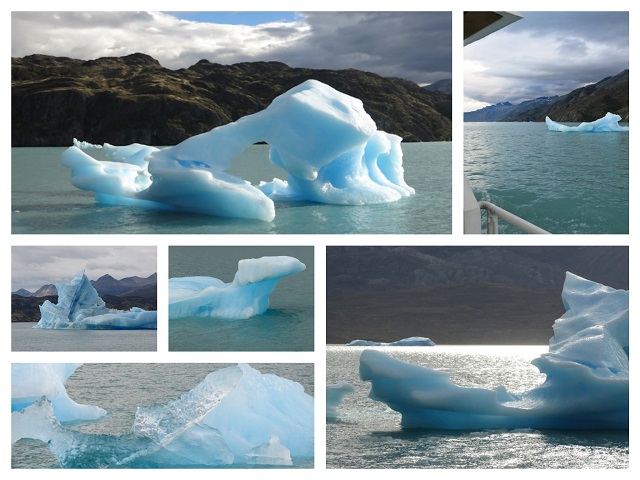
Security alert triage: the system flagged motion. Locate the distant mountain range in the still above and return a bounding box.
[326,246,628,345]
[11,53,452,146]
[464,70,628,122]
[11,273,157,323]
[13,273,157,298]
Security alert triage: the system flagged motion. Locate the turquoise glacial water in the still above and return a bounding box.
[12,142,451,234]
[464,122,628,234]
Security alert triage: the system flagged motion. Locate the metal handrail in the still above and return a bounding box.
[478,201,551,234]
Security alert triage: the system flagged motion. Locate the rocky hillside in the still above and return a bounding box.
[326,246,628,344]
[12,53,452,146]
[465,70,628,122]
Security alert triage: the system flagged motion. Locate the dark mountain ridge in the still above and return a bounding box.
[326,246,628,344]
[12,53,452,146]
[464,70,628,122]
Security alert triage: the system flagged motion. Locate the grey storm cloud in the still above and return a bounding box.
[464,11,628,110]
[12,246,157,292]
[11,11,451,85]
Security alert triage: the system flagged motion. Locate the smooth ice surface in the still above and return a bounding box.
[360,273,629,430]
[12,364,313,467]
[545,112,629,132]
[62,80,414,221]
[34,271,157,329]
[11,364,106,423]
[169,256,306,320]
[326,381,357,419]
[348,336,435,346]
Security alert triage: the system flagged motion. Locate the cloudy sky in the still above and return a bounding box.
[464,11,629,112]
[12,246,157,292]
[11,11,452,85]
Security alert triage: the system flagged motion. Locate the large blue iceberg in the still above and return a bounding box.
[61,79,415,222]
[360,273,628,430]
[545,112,629,132]
[169,256,306,320]
[348,336,435,346]
[12,363,314,468]
[11,364,106,422]
[34,270,157,329]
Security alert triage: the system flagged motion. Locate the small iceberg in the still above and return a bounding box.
[545,112,629,132]
[360,272,628,430]
[12,363,314,468]
[169,256,306,320]
[326,381,357,419]
[34,270,157,329]
[348,336,435,346]
[61,79,414,222]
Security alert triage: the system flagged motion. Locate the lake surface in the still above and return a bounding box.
[169,246,314,352]
[464,122,628,234]
[12,322,157,351]
[12,363,314,468]
[12,142,451,234]
[326,345,628,468]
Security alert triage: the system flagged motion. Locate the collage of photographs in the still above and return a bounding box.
[7,3,633,476]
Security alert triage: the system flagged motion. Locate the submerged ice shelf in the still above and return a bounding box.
[360,273,628,430]
[34,271,157,329]
[545,112,629,132]
[62,79,414,221]
[12,364,314,468]
[169,256,306,320]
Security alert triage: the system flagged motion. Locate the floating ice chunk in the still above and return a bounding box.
[545,112,629,132]
[34,270,157,329]
[360,273,628,430]
[326,381,357,419]
[11,364,106,422]
[245,435,293,466]
[73,138,102,149]
[169,256,306,320]
[12,364,314,467]
[62,80,414,221]
[348,336,436,346]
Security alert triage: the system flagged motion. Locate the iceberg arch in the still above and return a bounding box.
[62,80,415,221]
[169,255,306,320]
[11,364,106,423]
[545,112,629,132]
[34,270,157,329]
[12,364,314,468]
[360,273,628,430]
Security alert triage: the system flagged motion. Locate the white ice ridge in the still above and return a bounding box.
[545,112,629,132]
[348,336,435,346]
[169,256,306,320]
[326,381,357,419]
[360,272,629,430]
[62,79,415,221]
[34,270,157,329]
[11,364,106,423]
[12,364,314,468]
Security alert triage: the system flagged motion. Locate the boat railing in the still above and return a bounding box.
[478,201,550,234]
